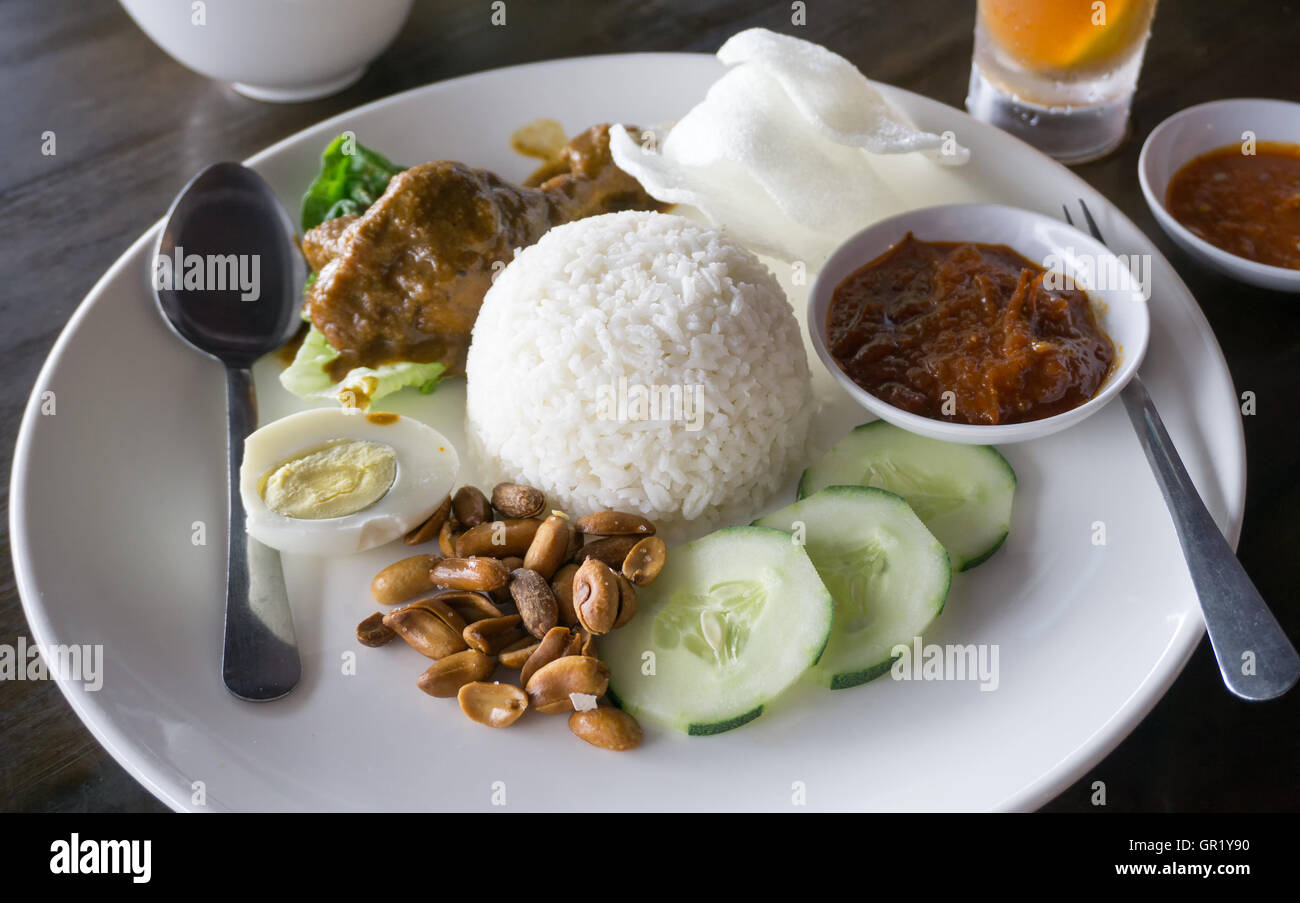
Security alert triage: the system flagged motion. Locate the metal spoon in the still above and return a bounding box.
[1065,199,1299,701]
[154,162,304,701]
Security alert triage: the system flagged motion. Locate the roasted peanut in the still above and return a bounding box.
[572,559,620,635]
[356,612,395,647]
[458,681,529,727]
[452,486,492,527]
[565,527,584,563]
[573,535,640,570]
[491,483,546,519]
[498,637,540,670]
[520,626,572,687]
[612,574,638,629]
[454,518,542,559]
[411,595,468,636]
[510,568,559,638]
[404,495,452,546]
[431,557,509,593]
[562,629,587,658]
[524,655,611,714]
[371,553,439,605]
[551,563,580,627]
[382,602,467,659]
[438,517,460,558]
[622,535,667,587]
[463,614,526,655]
[435,589,503,623]
[569,707,643,751]
[494,556,523,604]
[574,511,656,536]
[523,513,573,580]
[417,649,497,697]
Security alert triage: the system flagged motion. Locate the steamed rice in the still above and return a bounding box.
[465,210,812,536]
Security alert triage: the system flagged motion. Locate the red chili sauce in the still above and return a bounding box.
[1166,141,1300,270]
[825,234,1116,425]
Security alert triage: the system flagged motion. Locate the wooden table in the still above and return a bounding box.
[2,0,1296,812]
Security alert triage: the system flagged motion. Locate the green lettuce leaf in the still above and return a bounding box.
[300,135,404,232]
[280,325,445,407]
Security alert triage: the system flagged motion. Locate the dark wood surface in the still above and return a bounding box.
[1,0,1296,813]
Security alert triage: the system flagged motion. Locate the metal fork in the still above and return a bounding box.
[1063,199,1297,700]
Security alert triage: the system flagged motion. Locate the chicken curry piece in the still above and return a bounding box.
[302,124,664,381]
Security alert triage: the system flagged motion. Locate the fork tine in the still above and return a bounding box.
[1078,198,1105,244]
[1061,204,1074,227]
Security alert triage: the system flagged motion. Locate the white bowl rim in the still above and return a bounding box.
[807,202,1151,443]
[1137,97,1300,285]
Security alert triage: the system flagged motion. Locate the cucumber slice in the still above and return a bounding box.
[603,526,833,735]
[798,421,1016,571]
[755,487,950,689]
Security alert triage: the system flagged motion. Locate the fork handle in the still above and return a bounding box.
[1121,376,1298,700]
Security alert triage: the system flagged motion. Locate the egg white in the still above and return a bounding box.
[240,408,458,556]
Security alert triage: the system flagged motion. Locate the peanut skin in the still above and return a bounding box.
[569,707,643,751]
[371,554,439,605]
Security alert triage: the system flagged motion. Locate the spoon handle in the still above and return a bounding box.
[222,365,301,701]
[1121,376,1298,700]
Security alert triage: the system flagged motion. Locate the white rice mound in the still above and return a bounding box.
[465,210,812,537]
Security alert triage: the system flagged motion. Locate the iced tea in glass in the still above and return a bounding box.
[967,0,1158,163]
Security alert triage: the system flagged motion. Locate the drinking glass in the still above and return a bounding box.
[966,0,1158,163]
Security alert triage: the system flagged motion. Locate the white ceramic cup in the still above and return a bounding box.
[807,203,1150,445]
[1138,98,1300,293]
[119,0,414,103]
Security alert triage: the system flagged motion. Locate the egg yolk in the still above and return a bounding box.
[260,439,397,519]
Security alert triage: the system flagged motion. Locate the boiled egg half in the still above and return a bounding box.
[240,408,458,556]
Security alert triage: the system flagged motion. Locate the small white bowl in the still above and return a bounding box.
[119,0,413,103]
[1139,98,1300,293]
[808,204,1150,445]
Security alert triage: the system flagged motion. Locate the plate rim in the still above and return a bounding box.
[8,50,1245,813]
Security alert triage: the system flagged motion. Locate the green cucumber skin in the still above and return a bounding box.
[610,683,769,737]
[608,692,766,737]
[795,468,813,502]
[798,421,1016,570]
[829,657,898,690]
[810,622,831,667]
[957,529,1008,572]
[929,550,953,619]
[687,706,764,736]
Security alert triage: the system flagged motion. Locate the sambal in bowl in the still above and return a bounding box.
[808,204,1150,444]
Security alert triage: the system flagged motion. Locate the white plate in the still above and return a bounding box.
[10,53,1244,812]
